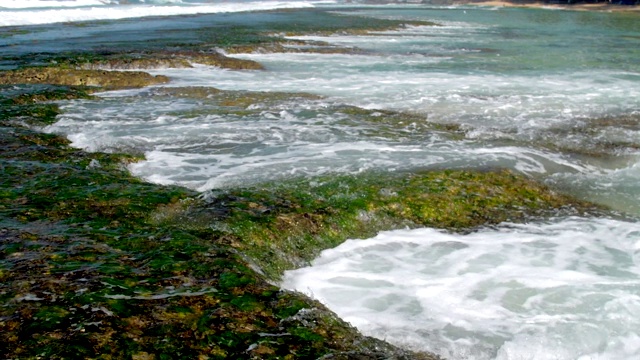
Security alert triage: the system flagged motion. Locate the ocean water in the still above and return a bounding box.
[3,1,640,359]
[0,0,319,26]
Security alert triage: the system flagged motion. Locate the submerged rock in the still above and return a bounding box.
[224,40,365,55]
[545,113,640,157]
[187,51,265,70]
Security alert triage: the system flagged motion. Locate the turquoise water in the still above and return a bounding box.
[3,2,640,358]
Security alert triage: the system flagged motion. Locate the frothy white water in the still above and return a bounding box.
[144,58,640,210]
[144,18,640,210]
[282,217,640,360]
[0,0,318,26]
[162,59,639,126]
[0,0,108,9]
[46,91,597,190]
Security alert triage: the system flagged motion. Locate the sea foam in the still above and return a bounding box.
[0,0,317,26]
[282,217,640,360]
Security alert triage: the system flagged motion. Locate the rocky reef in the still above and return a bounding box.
[0,67,169,90]
[74,51,265,71]
[0,83,602,359]
[0,11,608,359]
[1,85,447,359]
[0,50,267,90]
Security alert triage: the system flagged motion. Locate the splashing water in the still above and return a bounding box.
[283,217,640,359]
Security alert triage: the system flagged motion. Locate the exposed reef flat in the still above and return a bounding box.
[0,84,603,359]
[0,85,444,359]
[0,10,615,359]
[0,67,168,90]
[0,50,266,89]
[73,51,265,71]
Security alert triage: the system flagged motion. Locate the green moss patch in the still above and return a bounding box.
[0,12,610,356]
[0,87,440,359]
[158,169,597,280]
[0,67,169,90]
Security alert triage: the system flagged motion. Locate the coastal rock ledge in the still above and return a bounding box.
[0,88,600,358]
[1,85,444,359]
[0,67,169,90]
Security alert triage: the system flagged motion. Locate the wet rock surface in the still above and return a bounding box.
[0,67,169,89]
[0,10,618,358]
[1,85,445,359]
[76,51,265,71]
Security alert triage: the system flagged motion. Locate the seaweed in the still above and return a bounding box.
[1,86,442,359]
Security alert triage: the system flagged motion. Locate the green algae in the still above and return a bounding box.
[0,85,94,126]
[1,87,441,359]
[158,169,598,281]
[0,13,613,358]
[0,121,604,359]
[0,67,169,90]
[0,83,594,359]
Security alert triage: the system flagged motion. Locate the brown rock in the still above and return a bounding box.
[0,67,169,89]
[76,51,264,71]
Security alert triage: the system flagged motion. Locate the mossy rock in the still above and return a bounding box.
[0,89,441,359]
[0,67,169,89]
[0,84,94,125]
[75,51,265,71]
[154,169,600,281]
[0,62,606,360]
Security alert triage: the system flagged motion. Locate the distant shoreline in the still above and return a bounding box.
[467,0,640,12]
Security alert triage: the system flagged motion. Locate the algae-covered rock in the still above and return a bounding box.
[76,51,265,71]
[223,40,364,55]
[0,84,94,126]
[187,51,265,70]
[0,87,441,359]
[0,67,169,89]
[0,83,609,359]
[78,56,192,70]
[162,170,599,281]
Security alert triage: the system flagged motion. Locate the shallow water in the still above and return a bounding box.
[40,5,640,213]
[49,87,593,191]
[4,2,640,358]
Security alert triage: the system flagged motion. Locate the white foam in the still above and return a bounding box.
[282,217,640,360]
[0,1,317,26]
[156,56,639,128]
[0,0,108,9]
[46,92,602,191]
